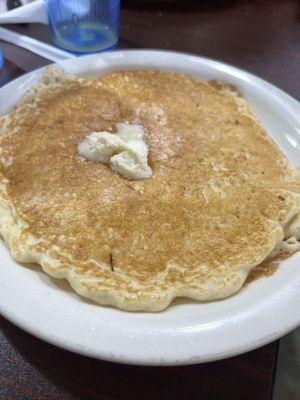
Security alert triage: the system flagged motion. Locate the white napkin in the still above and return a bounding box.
[0,0,32,14]
[0,0,47,24]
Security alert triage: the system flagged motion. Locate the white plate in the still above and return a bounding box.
[0,50,300,366]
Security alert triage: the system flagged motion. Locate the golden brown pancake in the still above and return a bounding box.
[0,67,300,311]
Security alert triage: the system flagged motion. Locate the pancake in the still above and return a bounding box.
[0,67,300,311]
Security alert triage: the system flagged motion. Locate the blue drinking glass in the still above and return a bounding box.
[44,0,120,54]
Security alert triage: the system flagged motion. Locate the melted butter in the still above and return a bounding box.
[78,123,152,180]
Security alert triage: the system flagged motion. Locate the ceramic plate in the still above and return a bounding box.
[0,50,300,366]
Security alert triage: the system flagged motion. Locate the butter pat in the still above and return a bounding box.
[78,123,152,180]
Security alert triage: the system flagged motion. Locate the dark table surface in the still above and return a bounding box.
[0,0,299,399]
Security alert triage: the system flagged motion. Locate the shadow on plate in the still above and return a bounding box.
[19,261,97,306]
[19,259,252,312]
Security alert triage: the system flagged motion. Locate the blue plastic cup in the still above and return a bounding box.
[44,0,120,54]
[0,48,3,69]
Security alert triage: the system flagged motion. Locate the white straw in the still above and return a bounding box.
[0,27,75,62]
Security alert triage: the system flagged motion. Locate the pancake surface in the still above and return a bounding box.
[0,68,300,311]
